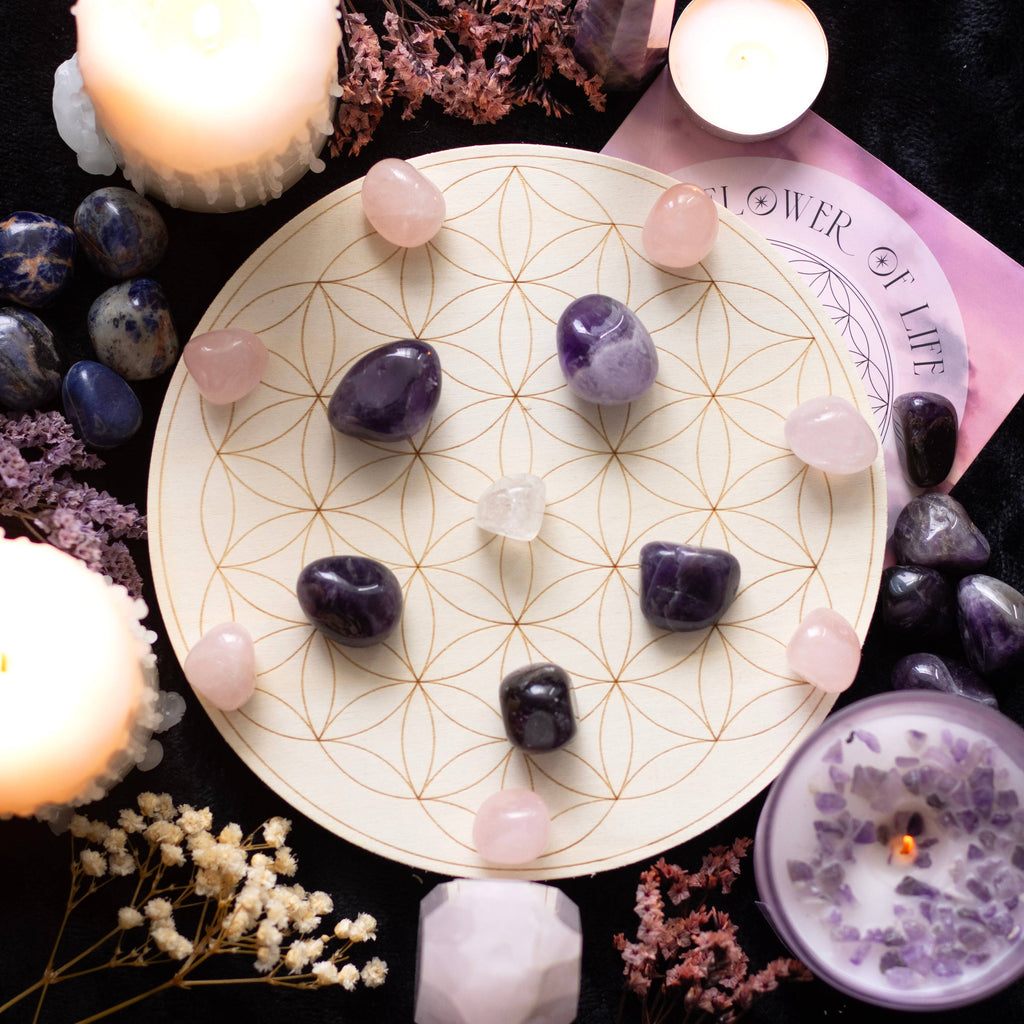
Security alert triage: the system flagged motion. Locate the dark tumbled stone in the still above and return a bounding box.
[499,662,576,752]
[880,565,955,643]
[958,574,1024,675]
[639,541,740,631]
[0,307,61,410]
[892,493,990,573]
[61,360,142,449]
[88,279,178,380]
[297,555,402,647]
[74,187,168,279]
[893,392,958,487]
[891,651,997,707]
[328,339,441,442]
[0,212,75,308]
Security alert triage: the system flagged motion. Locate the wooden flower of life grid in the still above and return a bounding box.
[149,145,886,880]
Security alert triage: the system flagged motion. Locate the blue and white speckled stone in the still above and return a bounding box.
[88,278,178,380]
[74,187,168,279]
[62,360,142,449]
[0,308,62,410]
[0,212,76,308]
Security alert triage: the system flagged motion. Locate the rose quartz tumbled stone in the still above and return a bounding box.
[784,395,879,474]
[183,622,257,711]
[361,158,445,248]
[642,182,719,268]
[182,328,268,405]
[787,607,861,693]
[472,788,550,865]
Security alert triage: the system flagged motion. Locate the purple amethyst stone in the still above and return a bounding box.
[328,339,441,442]
[556,293,657,404]
[499,662,576,752]
[891,651,997,707]
[297,555,402,647]
[893,392,958,487]
[879,565,955,643]
[957,574,1024,675]
[639,541,740,631]
[892,493,990,573]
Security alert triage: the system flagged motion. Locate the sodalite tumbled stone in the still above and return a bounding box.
[500,663,576,752]
[957,574,1024,675]
[0,308,62,410]
[62,360,142,448]
[88,279,179,380]
[297,555,403,647]
[0,212,76,308]
[891,651,997,708]
[639,541,740,631]
[74,187,168,279]
[328,339,441,442]
[892,493,990,573]
[556,294,658,405]
[893,391,958,487]
[879,565,954,644]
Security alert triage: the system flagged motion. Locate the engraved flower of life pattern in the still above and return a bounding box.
[150,147,884,879]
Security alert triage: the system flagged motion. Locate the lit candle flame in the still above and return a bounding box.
[890,833,917,865]
[1,652,7,673]
[192,3,224,52]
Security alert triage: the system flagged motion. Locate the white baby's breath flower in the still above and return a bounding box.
[117,808,146,834]
[117,906,144,930]
[309,890,333,916]
[256,920,283,949]
[339,962,360,991]
[108,852,137,877]
[360,956,388,988]
[160,842,186,867]
[176,805,213,836]
[273,847,298,876]
[151,924,193,960]
[69,814,93,838]
[254,943,280,974]
[102,828,127,855]
[348,912,377,942]
[312,960,340,985]
[263,816,291,848]
[333,918,352,940]
[218,822,243,846]
[144,820,183,846]
[145,897,173,922]
[138,792,175,821]
[80,849,107,877]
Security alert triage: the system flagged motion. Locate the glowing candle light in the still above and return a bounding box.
[0,538,158,818]
[667,0,828,141]
[71,0,341,212]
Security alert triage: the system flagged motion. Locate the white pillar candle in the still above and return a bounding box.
[72,0,341,212]
[668,0,828,141]
[0,539,158,818]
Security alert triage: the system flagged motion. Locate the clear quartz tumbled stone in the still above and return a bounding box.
[414,879,582,1024]
[475,473,546,541]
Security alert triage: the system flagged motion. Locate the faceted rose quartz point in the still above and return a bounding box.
[183,622,257,712]
[414,879,582,1024]
[784,395,878,474]
[642,182,719,268]
[362,158,445,248]
[787,607,861,693]
[475,473,546,541]
[183,328,269,404]
[473,789,551,865]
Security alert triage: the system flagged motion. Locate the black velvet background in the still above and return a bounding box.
[1,2,1024,1022]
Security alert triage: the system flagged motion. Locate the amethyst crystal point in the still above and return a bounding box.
[893,392,958,487]
[891,652,998,708]
[297,555,402,647]
[892,493,990,573]
[556,293,657,405]
[328,339,441,442]
[880,565,955,643]
[957,574,1024,675]
[499,662,577,752]
[639,541,740,631]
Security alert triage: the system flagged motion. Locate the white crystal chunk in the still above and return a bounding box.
[414,879,582,1024]
[475,473,546,541]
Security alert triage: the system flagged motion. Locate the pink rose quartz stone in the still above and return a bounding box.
[414,879,582,1024]
[784,395,879,474]
[787,607,861,693]
[182,328,268,405]
[642,182,719,268]
[472,788,551,865]
[183,622,257,711]
[362,158,445,248]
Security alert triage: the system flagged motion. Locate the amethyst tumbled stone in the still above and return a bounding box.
[891,651,997,708]
[879,565,954,644]
[640,541,740,631]
[297,555,402,648]
[499,663,576,752]
[328,339,441,442]
[957,574,1024,675]
[893,391,958,487]
[556,293,658,405]
[891,493,990,573]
